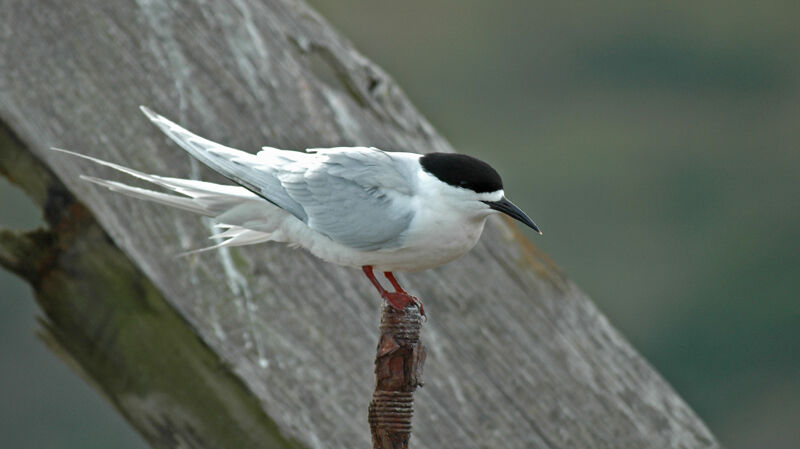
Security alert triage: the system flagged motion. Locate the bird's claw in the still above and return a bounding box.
[414,297,426,320]
[382,292,426,318]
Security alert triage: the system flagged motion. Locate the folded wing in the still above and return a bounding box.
[280,147,417,250]
[140,106,309,222]
[141,108,418,251]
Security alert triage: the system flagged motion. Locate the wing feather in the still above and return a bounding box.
[140,106,308,222]
[281,148,417,250]
[141,108,418,251]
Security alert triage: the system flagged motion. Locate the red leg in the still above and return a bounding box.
[385,271,425,317]
[363,266,387,295]
[383,271,407,294]
[362,266,424,315]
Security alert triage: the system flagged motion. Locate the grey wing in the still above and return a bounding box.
[280,148,417,251]
[141,108,416,250]
[140,107,309,222]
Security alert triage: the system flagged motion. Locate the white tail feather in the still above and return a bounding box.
[53,147,287,256]
[81,176,211,215]
[177,227,272,257]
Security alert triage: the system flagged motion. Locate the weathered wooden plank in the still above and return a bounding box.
[0,123,305,449]
[0,1,720,448]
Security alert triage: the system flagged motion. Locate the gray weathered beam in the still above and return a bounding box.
[0,1,720,448]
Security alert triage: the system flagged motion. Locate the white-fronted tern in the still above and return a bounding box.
[53,107,540,314]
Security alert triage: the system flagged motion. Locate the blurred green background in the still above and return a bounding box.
[1,1,798,448]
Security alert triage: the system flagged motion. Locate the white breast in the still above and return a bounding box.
[360,169,491,272]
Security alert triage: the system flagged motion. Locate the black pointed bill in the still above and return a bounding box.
[483,197,541,234]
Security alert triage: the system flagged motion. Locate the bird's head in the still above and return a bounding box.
[419,152,541,234]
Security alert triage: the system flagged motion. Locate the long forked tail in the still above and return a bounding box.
[51,147,278,254]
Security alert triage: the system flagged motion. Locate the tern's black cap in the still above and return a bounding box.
[419,153,503,193]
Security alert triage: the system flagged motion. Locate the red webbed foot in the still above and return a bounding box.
[381,291,426,318]
[363,266,426,318]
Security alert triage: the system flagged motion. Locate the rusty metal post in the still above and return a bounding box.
[368,303,426,449]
